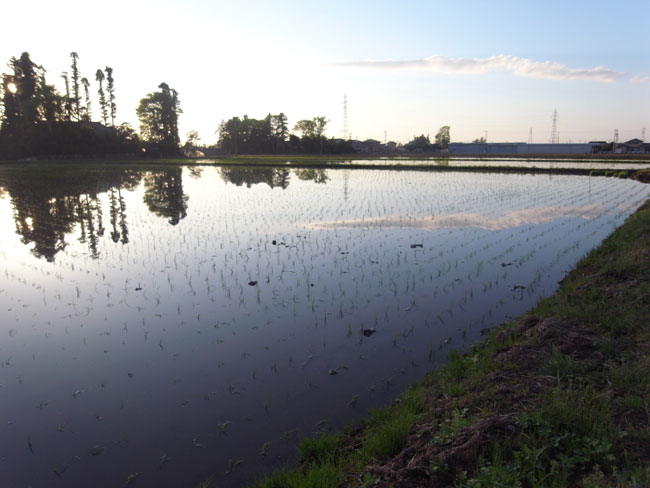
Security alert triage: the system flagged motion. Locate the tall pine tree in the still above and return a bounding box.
[95,69,108,125]
[70,52,81,121]
[105,67,116,126]
[60,71,72,122]
[81,77,91,121]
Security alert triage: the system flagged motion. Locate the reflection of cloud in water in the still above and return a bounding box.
[309,204,606,231]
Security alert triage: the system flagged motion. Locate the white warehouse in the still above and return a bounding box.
[448,143,596,155]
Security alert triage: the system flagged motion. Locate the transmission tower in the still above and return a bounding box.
[642,128,646,141]
[614,129,619,144]
[342,93,349,140]
[528,127,533,144]
[550,110,558,144]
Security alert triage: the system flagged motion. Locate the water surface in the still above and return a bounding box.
[0,164,648,487]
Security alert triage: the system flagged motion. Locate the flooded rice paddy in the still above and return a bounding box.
[247,158,650,171]
[0,163,648,487]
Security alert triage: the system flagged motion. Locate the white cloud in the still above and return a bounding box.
[333,54,624,83]
[630,74,650,83]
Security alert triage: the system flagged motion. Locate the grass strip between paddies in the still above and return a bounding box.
[248,197,650,488]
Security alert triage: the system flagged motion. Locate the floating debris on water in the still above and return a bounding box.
[224,459,242,475]
[124,472,143,485]
[90,446,105,456]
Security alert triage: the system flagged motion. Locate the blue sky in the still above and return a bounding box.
[2,0,649,144]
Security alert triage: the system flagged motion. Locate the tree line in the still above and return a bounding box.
[0,52,138,159]
[404,126,450,151]
[1,51,450,159]
[216,114,353,155]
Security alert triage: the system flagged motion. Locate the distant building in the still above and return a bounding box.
[364,139,383,153]
[350,139,384,154]
[350,140,367,153]
[619,138,646,154]
[448,142,594,155]
[588,141,608,154]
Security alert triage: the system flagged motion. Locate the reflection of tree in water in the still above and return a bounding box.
[12,194,78,261]
[293,168,329,184]
[108,188,129,244]
[220,166,290,189]
[188,166,203,180]
[0,166,142,261]
[76,193,105,258]
[143,168,188,225]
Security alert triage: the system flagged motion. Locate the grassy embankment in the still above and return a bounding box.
[214,154,650,164]
[4,156,649,180]
[5,153,650,166]
[248,186,650,487]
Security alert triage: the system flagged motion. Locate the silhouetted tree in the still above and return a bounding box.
[313,116,328,153]
[217,117,241,154]
[184,130,200,149]
[1,53,61,154]
[61,72,72,121]
[294,119,316,138]
[95,69,108,125]
[9,53,39,127]
[70,52,81,121]
[435,125,450,149]
[137,82,182,155]
[294,116,328,153]
[81,77,91,121]
[405,134,433,152]
[105,66,116,126]
[37,70,62,127]
[2,73,21,133]
[115,122,141,150]
[271,113,288,142]
[0,52,139,158]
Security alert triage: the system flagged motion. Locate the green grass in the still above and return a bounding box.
[297,433,340,463]
[251,460,344,488]
[4,156,648,179]
[361,410,418,460]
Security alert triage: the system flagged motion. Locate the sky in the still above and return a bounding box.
[2,0,649,145]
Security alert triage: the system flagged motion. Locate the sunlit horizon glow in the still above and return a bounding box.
[2,0,649,145]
